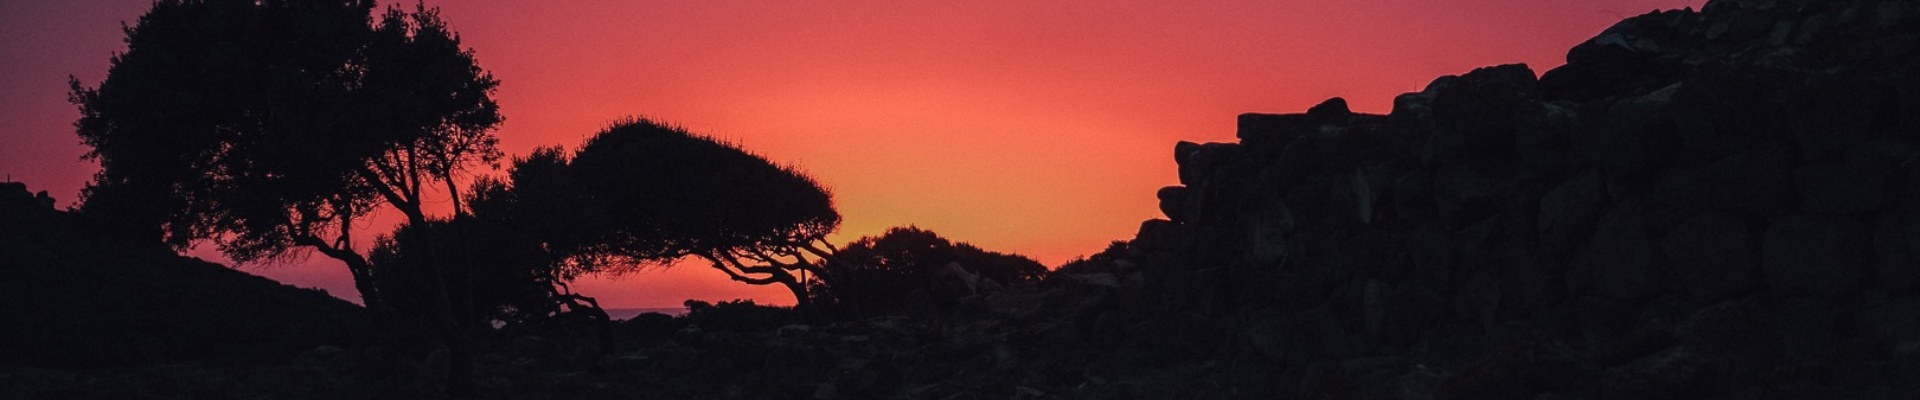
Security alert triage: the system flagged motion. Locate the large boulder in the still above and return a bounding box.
[1573,201,1663,300]
[1874,210,1920,291]
[1793,157,1895,215]
[1654,149,1796,215]
[1539,170,1608,257]
[1661,211,1760,301]
[1761,215,1870,298]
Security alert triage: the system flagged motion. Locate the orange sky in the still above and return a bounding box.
[0,0,1704,308]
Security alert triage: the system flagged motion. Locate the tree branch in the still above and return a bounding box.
[698,253,785,285]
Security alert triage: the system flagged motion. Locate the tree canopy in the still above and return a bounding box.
[69,1,501,393]
[71,0,500,266]
[454,118,841,309]
[557,118,839,271]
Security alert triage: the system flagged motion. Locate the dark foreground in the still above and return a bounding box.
[10,0,1920,398]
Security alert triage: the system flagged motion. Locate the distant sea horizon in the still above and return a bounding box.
[604,307,688,320]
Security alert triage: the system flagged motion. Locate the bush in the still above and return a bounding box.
[681,300,800,332]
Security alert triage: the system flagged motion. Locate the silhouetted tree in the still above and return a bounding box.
[68,0,499,394]
[381,118,850,329]
[369,176,618,350]
[463,119,838,311]
[369,217,552,332]
[811,226,1048,317]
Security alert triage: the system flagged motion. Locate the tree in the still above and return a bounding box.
[495,118,843,310]
[369,174,619,335]
[810,226,1049,317]
[69,0,500,394]
[369,217,552,331]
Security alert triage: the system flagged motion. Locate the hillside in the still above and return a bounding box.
[0,182,369,369]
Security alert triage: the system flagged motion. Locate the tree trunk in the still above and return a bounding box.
[555,292,617,354]
[781,279,816,321]
[398,210,476,397]
[308,246,410,395]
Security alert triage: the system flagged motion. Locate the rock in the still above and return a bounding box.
[1544,14,1688,103]
[511,335,550,353]
[676,324,707,345]
[1600,347,1719,400]
[1654,149,1795,215]
[1874,1,1908,29]
[1174,141,1201,166]
[1108,2,1920,398]
[1539,170,1608,257]
[1761,215,1869,297]
[1455,272,1503,330]
[1156,186,1189,222]
[1874,210,1920,291]
[306,345,346,357]
[1307,97,1352,120]
[1176,142,1243,186]
[1349,168,1377,224]
[1661,211,1759,301]
[1789,77,1892,161]
[0,181,25,197]
[1132,219,1190,253]
[1575,202,1662,300]
[1238,98,1374,155]
[1515,101,1578,173]
[1668,64,1794,159]
[776,324,812,337]
[291,346,349,370]
[1771,297,1845,360]
[1426,64,1538,169]
[1859,296,1920,344]
[1404,224,1453,285]
[761,342,836,385]
[1432,339,1581,400]
[1794,158,1893,214]
[1433,163,1507,228]
[596,355,651,371]
[1393,168,1438,222]
[1607,84,1682,171]
[1243,200,1295,267]
[1676,300,1777,365]
[1363,281,1447,345]
[1237,113,1316,151]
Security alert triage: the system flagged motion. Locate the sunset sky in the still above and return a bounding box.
[0,0,1704,308]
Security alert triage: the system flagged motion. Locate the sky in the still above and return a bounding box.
[0,0,1705,308]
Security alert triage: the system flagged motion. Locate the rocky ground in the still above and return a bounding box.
[1,282,1147,400]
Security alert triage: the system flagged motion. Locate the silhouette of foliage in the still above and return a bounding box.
[811,226,1048,317]
[67,0,500,393]
[369,217,556,332]
[681,299,801,332]
[1053,240,1133,275]
[72,1,500,263]
[487,118,843,309]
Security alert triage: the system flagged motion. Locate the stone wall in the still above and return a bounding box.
[1119,0,1920,397]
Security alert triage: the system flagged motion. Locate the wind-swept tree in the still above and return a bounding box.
[69,0,499,394]
[497,118,843,310]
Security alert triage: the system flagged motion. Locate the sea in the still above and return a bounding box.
[603,307,689,320]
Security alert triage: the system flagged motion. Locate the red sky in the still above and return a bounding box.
[0,0,1704,308]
